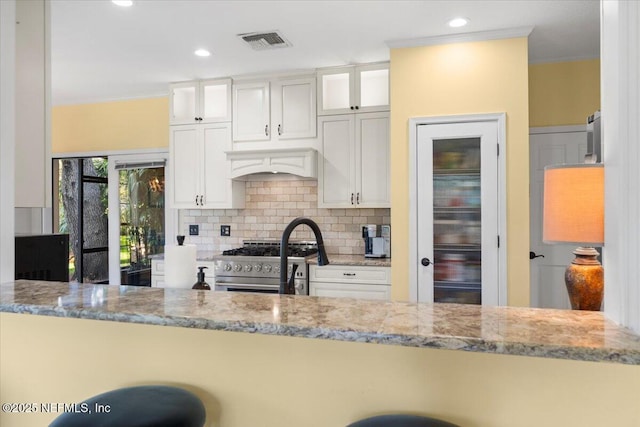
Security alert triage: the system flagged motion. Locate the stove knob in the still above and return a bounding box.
[274,265,280,274]
[263,264,272,273]
[244,264,252,272]
[224,264,232,272]
[233,264,242,272]
[254,264,262,272]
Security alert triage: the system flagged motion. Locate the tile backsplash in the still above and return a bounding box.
[179,178,390,255]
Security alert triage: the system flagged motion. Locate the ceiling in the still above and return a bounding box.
[51,0,600,106]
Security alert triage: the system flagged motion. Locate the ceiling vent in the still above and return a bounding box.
[238,30,292,50]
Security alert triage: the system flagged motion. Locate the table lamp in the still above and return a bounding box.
[543,163,604,310]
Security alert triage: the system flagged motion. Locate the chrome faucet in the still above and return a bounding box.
[280,217,329,294]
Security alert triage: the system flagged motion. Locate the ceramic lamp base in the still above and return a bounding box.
[565,247,604,311]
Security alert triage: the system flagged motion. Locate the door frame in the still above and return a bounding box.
[408,113,508,304]
[107,151,175,285]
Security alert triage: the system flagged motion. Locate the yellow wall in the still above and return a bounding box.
[390,38,530,305]
[529,59,600,127]
[1,313,638,427]
[52,97,169,153]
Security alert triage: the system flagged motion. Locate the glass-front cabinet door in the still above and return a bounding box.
[170,79,232,125]
[416,120,500,305]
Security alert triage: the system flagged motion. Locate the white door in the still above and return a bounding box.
[169,125,200,208]
[232,81,270,142]
[416,120,500,304]
[529,127,588,308]
[272,77,316,139]
[202,123,232,207]
[317,115,355,208]
[357,112,390,207]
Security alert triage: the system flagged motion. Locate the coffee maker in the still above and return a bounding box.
[362,224,391,258]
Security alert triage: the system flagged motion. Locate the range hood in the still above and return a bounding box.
[225,148,317,179]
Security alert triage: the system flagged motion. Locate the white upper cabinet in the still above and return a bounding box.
[317,63,389,115]
[232,76,316,144]
[318,112,390,208]
[170,78,232,125]
[232,81,271,141]
[169,123,245,209]
[271,77,317,140]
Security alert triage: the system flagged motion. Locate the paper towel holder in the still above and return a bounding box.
[177,235,185,246]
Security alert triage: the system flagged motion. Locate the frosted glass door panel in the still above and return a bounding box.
[171,86,197,123]
[202,82,229,121]
[322,73,351,111]
[432,137,482,304]
[359,69,389,108]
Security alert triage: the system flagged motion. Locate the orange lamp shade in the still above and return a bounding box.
[543,164,604,245]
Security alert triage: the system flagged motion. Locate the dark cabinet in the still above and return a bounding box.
[15,234,69,282]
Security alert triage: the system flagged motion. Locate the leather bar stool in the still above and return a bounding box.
[49,385,206,427]
[347,414,459,427]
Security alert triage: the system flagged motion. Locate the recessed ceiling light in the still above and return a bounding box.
[112,0,133,7]
[448,17,469,28]
[194,49,211,57]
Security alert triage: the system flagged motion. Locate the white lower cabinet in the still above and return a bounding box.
[151,259,215,288]
[309,264,391,300]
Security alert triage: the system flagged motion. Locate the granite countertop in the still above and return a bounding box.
[309,254,391,267]
[1,280,639,365]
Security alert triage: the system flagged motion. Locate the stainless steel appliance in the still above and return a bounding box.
[362,224,391,258]
[213,240,318,294]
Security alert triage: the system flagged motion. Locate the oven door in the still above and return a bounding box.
[214,276,308,295]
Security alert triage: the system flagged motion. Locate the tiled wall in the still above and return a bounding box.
[179,178,390,255]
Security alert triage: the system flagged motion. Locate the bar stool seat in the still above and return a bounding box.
[347,414,459,427]
[49,385,206,427]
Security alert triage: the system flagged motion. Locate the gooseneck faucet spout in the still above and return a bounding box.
[280,217,329,294]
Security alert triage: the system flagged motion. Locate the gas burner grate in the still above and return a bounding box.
[222,241,318,258]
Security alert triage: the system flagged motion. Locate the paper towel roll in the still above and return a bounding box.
[164,244,197,288]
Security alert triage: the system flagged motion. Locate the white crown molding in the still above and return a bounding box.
[385,26,534,49]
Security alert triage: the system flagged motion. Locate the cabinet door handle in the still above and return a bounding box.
[351,193,354,204]
[350,106,354,110]
[355,106,359,110]
[199,195,204,206]
[194,117,198,122]
[278,124,282,135]
[343,272,356,276]
[195,195,199,206]
[265,124,269,136]
[356,192,360,204]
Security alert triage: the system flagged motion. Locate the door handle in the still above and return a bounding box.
[265,124,269,136]
[421,258,432,266]
[529,251,545,260]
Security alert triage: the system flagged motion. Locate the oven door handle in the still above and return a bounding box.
[214,282,279,291]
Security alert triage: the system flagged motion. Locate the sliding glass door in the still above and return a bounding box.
[54,157,109,283]
[117,164,165,285]
[108,154,172,286]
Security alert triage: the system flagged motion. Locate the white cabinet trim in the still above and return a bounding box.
[226,148,317,179]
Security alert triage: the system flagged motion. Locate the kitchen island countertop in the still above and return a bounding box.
[1,280,639,365]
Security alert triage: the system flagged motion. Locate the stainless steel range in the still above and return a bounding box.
[213,240,318,295]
